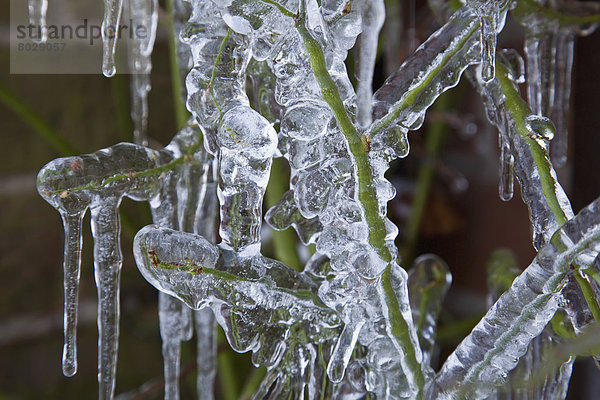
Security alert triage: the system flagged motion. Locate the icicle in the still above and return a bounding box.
[498,131,514,202]
[327,319,365,383]
[466,0,509,82]
[524,33,556,118]
[28,0,47,43]
[195,309,216,400]
[101,0,125,77]
[356,0,385,128]
[159,292,193,400]
[90,197,123,400]
[216,106,277,252]
[59,209,87,377]
[550,31,574,167]
[407,254,451,368]
[128,0,158,145]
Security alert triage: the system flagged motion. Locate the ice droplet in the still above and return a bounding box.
[525,114,555,142]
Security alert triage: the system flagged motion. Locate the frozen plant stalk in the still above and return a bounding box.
[35,0,600,399]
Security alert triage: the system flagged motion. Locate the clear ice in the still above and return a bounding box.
[127,0,159,145]
[28,0,48,43]
[35,0,600,399]
[101,0,125,77]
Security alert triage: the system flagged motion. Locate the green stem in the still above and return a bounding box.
[0,84,77,156]
[217,328,239,400]
[265,158,302,271]
[496,62,600,326]
[44,139,203,196]
[166,0,191,131]
[516,0,600,27]
[368,21,479,137]
[294,3,424,395]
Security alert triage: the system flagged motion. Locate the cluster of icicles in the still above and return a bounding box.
[35,0,600,399]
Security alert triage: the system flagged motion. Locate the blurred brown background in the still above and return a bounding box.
[1,0,600,398]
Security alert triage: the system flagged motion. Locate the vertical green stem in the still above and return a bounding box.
[294,7,424,396]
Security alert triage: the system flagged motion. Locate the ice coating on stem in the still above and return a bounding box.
[407,254,451,368]
[133,225,341,395]
[475,61,574,249]
[356,0,385,128]
[127,0,159,145]
[369,6,481,146]
[37,131,206,397]
[28,0,47,43]
[102,0,124,77]
[429,195,600,400]
[91,197,123,400]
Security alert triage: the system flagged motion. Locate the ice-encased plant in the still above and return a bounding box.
[34,0,600,398]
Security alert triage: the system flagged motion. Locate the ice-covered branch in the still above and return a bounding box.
[429,195,600,400]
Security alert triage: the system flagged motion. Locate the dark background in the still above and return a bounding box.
[1,0,600,398]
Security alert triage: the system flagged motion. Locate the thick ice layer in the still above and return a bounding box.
[217,105,277,251]
[429,195,600,400]
[134,225,341,390]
